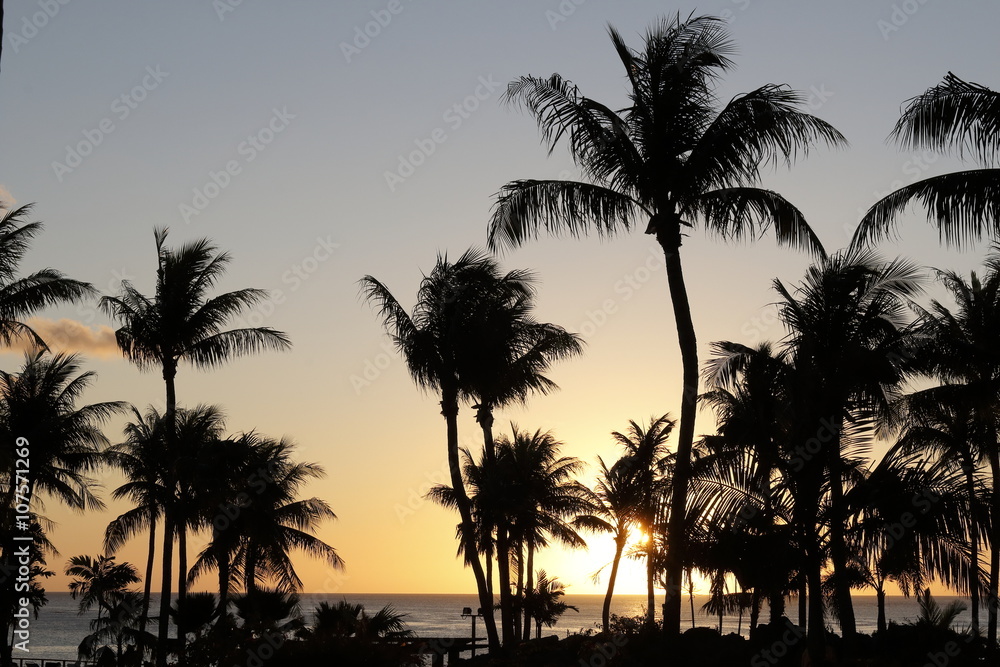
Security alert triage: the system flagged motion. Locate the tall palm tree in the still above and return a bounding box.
[104,406,169,643]
[487,15,843,634]
[498,427,591,643]
[698,341,800,625]
[853,73,1000,248]
[100,228,290,666]
[361,248,536,652]
[577,456,640,633]
[427,425,591,646]
[905,259,1000,641]
[775,249,922,647]
[0,204,97,349]
[611,415,675,628]
[455,261,582,642]
[0,351,123,666]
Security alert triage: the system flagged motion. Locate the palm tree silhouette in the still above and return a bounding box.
[100,228,290,666]
[79,590,148,665]
[775,249,922,649]
[576,456,640,634]
[698,341,800,626]
[903,258,1000,642]
[66,554,141,627]
[853,73,1000,247]
[0,351,124,666]
[496,426,590,643]
[522,570,578,639]
[362,248,537,652]
[488,15,842,634]
[188,432,342,608]
[610,415,674,629]
[0,204,97,349]
[104,406,170,645]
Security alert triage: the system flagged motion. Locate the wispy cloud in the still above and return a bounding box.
[0,318,119,359]
[0,185,16,210]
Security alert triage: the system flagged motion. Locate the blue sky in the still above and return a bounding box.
[1,0,997,596]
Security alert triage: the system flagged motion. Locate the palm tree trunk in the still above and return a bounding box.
[217,548,231,623]
[158,360,177,667]
[514,542,524,640]
[441,390,500,652]
[988,448,1000,647]
[657,228,698,639]
[798,574,807,629]
[750,589,760,631]
[964,457,981,634]
[156,508,174,667]
[646,529,656,629]
[497,526,514,645]
[689,572,696,630]
[522,544,535,643]
[176,521,188,666]
[827,441,856,640]
[807,556,826,665]
[877,587,887,634]
[602,536,626,633]
[140,515,156,639]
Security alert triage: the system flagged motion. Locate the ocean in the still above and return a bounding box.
[12,592,972,661]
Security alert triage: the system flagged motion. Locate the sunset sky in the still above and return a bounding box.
[1,1,998,599]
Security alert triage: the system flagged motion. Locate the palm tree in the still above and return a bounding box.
[904,259,1000,641]
[578,456,640,633]
[66,555,141,630]
[853,73,1000,248]
[610,415,675,628]
[231,588,304,639]
[361,248,536,652]
[775,249,922,647]
[100,228,291,666]
[497,427,591,643]
[104,406,169,643]
[487,15,843,634]
[427,425,591,646]
[699,341,799,625]
[188,433,343,602]
[0,203,97,349]
[310,600,413,642]
[79,590,148,665]
[0,351,124,667]
[522,570,578,639]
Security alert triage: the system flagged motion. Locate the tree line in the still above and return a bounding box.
[364,13,1000,666]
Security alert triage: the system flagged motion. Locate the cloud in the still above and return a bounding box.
[0,185,16,210]
[0,318,120,359]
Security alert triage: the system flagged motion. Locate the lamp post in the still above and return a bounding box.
[461,607,483,656]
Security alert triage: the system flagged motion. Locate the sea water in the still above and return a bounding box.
[13,592,971,661]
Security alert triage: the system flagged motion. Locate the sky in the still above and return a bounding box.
[0,0,998,600]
